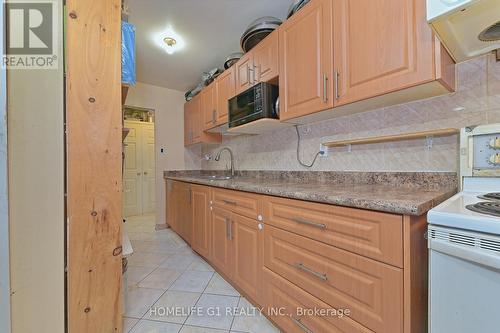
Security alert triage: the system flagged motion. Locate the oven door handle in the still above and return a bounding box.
[429,237,500,271]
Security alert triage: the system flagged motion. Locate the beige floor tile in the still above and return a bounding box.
[128,252,171,268]
[123,317,139,333]
[139,268,183,290]
[204,273,239,297]
[180,325,228,333]
[169,270,214,293]
[125,286,165,318]
[185,294,239,330]
[146,290,201,324]
[187,257,215,272]
[160,253,199,271]
[230,298,279,333]
[127,266,156,286]
[129,319,182,333]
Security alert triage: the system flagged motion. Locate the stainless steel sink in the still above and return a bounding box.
[200,175,233,181]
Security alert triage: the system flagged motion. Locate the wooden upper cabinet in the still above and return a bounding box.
[279,0,334,121]
[215,67,236,127]
[183,101,192,146]
[202,83,217,129]
[332,0,454,106]
[191,185,212,260]
[235,52,254,95]
[252,30,279,83]
[184,94,221,147]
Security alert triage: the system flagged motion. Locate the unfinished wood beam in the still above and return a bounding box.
[66,0,123,332]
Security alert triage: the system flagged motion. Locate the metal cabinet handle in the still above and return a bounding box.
[291,317,314,333]
[228,219,233,240]
[253,62,258,84]
[136,172,141,176]
[323,74,328,103]
[293,262,328,281]
[225,217,230,239]
[334,70,340,100]
[143,171,148,175]
[222,199,237,206]
[212,110,216,124]
[246,65,251,85]
[188,187,192,204]
[292,217,327,230]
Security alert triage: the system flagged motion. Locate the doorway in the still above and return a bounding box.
[123,106,156,218]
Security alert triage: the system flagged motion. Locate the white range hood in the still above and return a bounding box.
[427,0,500,62]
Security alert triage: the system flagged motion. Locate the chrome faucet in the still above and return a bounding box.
[214,147,235,177]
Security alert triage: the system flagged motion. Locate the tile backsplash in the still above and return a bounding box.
[198,54,500,172]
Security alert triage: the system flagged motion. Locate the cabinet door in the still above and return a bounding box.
[177,182,193,245]
[166,180,178,232]
[231,214,263,304]
[235,52,254,95]
[253,30,279,83]
[211,207,233,277]
[190,95,203,143]
[191,185,212,259]
[333,0,436,106]
[184,101,192,146]
[279,0,333,121]
[215,67,235,126]
[202,83,217,129]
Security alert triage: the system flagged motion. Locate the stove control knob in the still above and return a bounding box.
[490,137,500,149]
[490,153,500,165]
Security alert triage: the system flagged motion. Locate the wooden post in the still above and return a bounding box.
[66,0,123,332]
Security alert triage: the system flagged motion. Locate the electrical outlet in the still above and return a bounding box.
[319,144,329,157]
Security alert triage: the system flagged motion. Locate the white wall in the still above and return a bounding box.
[0,1,11,331]
[7,1,65,332]
[125,82,201,225]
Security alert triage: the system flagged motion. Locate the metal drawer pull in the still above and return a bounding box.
[292,217,327,230]
[222,199,237,206]
[292,317,314,333]
[228,220,233,240]
[294,262,328,281]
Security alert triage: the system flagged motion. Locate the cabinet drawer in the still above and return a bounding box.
[263,267,373,333]
[212,188,262,219]
[263,196,403,267]
[264,226,403,333]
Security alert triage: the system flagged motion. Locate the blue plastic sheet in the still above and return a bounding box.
[122,21,136,85]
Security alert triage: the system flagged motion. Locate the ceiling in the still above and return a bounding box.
[127,0,291,93]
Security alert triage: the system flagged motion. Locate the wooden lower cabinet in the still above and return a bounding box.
[231,214,263,304]
[191,185,212,260]
[211,207,233,278]
[166,180,192,243]
[263,267,373,333]
[165,181,427,333]
[264,225,403,332]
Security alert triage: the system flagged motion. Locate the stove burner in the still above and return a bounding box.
[479,193,500,201]
[466,201,500,217]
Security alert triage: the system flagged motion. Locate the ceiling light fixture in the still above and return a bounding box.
[154,26,185,55]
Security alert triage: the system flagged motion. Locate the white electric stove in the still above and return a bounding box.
[428,124,500,333]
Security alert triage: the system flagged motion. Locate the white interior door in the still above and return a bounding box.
[123,121,143,217]
[141,123,156,214]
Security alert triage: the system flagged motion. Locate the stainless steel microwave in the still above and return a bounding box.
[228,82,279,128]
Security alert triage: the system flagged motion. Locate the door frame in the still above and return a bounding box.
[0,0,11,331]
[123,105,156,217]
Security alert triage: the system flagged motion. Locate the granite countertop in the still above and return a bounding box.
[164,170,458,216]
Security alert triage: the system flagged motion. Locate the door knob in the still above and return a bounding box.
[144,171,148,175]
[136,172,141,176]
